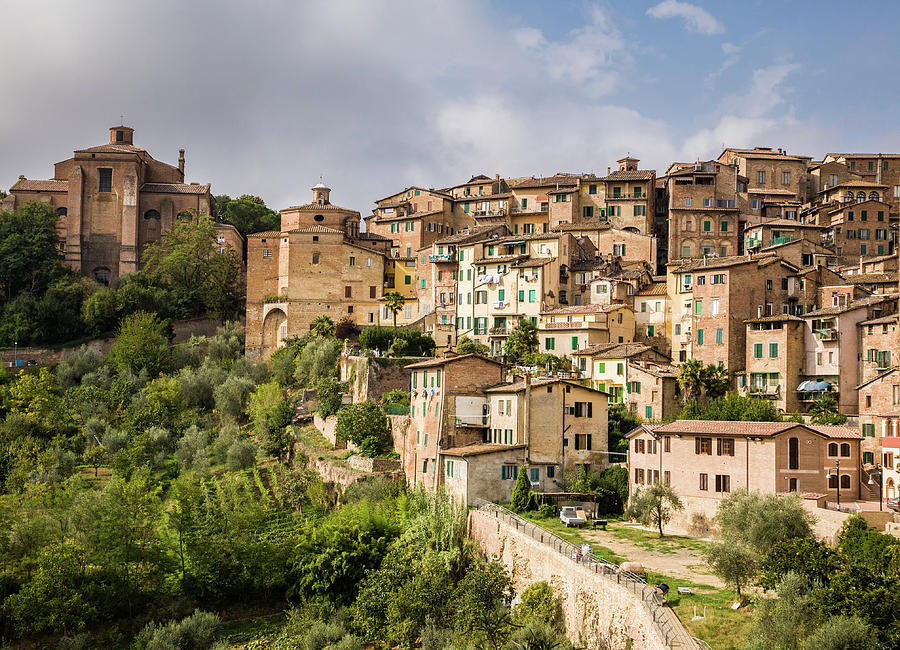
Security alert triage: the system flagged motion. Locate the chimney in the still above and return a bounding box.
[178,149,185,175]
[607,166,611,175]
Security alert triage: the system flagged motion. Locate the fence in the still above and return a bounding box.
[474,501,700,649]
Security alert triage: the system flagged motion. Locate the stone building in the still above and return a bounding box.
[663,160,745,261]
[245,183,388,358]
[3,125,214,283]
[628,420,862,503]
[739,314,806,413]
[442,377,609,506]
[717,147,812,216]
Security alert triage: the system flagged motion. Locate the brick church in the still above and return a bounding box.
[2,125,218,284]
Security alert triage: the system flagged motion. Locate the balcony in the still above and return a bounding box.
[428,253,456,263]
[816,329,839,341]
[489,326,509,336]
[543,321,604,330]
[455,414,490,427]
[770,235,797,246]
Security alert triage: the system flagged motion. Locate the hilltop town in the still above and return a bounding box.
[2,125,900,649]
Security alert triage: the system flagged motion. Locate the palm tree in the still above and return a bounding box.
[311,315,335,337]
[677,358,705,404]
[384,291,405,328]
[702,363,730,400]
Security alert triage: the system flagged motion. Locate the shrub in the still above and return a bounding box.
[134,609,220,650]
[213,374,256,420]
[510,466,532,511]
[335,401,390,454]
[316,376,343,418]
[538,503,555,519]
[174,425,210,474]
[57,346,105,389]
[335,316,361,341]
[294,336,341,387]
[513,581,562,627]
[226,438,257,471]
[380,389,410,409]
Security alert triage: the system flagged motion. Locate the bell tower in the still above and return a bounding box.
[312,180,331,205]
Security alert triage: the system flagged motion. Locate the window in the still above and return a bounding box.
[645,405,652,419]
[715,474,731,493]
[664,436,671,452]
[98,169,112,192]
[528,290,536,302]
[545,337,555,350]
[663,471,671,485]
[695,437,712,455]
[827,442,838,457]
[263,249,273,258]
[840,443,850,458]
[757,170,766,185]
[788,437,799,470]
[863,451,875,464]
[703,220,711,232]
[721,220,728,232]
[717,438,735,456]
[573,401,593,417]
[695,300,702,316]
[711,298,720,315]
[750,199,761,210]
[781,171,791,185]
[715,328,723,344]
[583,206,593,218]
[344,286,352,298]
[574,434,592,450]
[647,325,655,337]
[840,474,851,489]
[699,473,708,491]
[546,465,555,478]
[697,329,704,345]
[769,343,778,358]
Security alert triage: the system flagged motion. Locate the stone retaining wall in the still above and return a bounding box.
[469,509,671,650]
[348,456,401,473]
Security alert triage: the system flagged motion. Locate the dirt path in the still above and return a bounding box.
[580,523,725,589]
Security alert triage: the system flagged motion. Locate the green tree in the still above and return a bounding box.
[335,401,390,456]
[215,194,279,236]
[676,359,704,403]
[802,615,872,650]
[608,403,640,454]
[0,201,63,302]
[83,444,108,477]
[809,392,847,425]
[294,336,341,387]
[247,381,293,459]
[745,572,820,650]
[512,581,562,627]
[702,362,730,400]
[141,214,241,320]
[681,391,782,422]
[311,315,336,338]
[703,540,757,598]
[456,336,490,357]
[715,490,814,554]
[510,466,532,511]
[505,318,538,364]
[108,311,171,376]
[625,482,683,537]
[316,376,342,419]
[758,537,839,591]
[384,291,406,329]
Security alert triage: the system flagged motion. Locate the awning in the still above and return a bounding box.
[797,380,830,392]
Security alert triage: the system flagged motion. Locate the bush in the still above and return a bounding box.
[513,581,562,627]
[57,346,105,389]
[538,503,555,518]
[335,401,391,455]
[294,336,341,387]
[134,609,220,650]
[316,376,343,418]
[174,425,210,474]
[226,437,257,471]
[380,388,410,409]
[335,316,361,341]
[214,374,256,420]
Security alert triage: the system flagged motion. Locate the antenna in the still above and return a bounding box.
[120,114,124,126]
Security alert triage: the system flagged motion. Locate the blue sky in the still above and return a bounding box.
[1,0,898,212]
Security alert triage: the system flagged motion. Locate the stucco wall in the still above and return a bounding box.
[468,510,671,650]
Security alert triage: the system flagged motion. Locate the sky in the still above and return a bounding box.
[2,0,900,215]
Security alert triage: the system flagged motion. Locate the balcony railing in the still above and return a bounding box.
[770,235,797,246]
[489,326,509,336]
[543,321,602,330]
[428,253,456,263]
[816,329,839,341]
[455,414,490,427]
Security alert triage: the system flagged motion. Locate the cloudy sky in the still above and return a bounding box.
[3,0,899,214]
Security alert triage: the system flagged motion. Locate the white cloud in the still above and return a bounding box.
[646,1,725,35]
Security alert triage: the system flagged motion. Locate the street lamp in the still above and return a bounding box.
[867,464,883,512]
[828,458,841,508]
[13,340,17,368]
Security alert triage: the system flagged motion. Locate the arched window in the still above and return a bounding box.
[93,267,111,286]
[856,191,866,202]
[144,209,161,220]
[840,474,851,489]
[887,478,896,499]
[843,191,854,202]
[788,437,799,470]
[869,191,879,201]
[840,443,850,457]
[828,473,838,489]
[313,214,325,222]
[827,442,838,456]
[56,207,68,217]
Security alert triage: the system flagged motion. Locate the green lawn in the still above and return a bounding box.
[607,523,709,555]
[293,424,333,451]
[516,511,627,564]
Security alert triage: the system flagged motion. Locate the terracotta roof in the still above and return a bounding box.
[601,170,655,181]
[745,314,805,323]
[10,178,69,192]
[404,353,504,369]
[648,420,861,439]
[721,148,811,162]
[247,231,282,238]
[485,378,601,394]
[856,367,897,391]
[284,202,359,213]
[636,283,666,297]
[372,209,443,223]
[843,273,897,285]
[828,180,888,189]
[289,225,344,234]
[435,225,509,244]
[441,443,526,457]
[672,253,784,273]
[804,294,897,318]
[475,254,527,264]
[551,223,611,232]
[858,314,898,326]
[747,218,822,229]
[75,144,146,154]
[628,360,678,378]
[357,232,391,241]
[574,342,654,359]
[141,182,210,194]
[747,188,800,196]
[509,174,580,189]
[541,303,628,315]
[512,257,554,268]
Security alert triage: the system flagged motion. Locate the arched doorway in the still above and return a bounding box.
[262,308,288,353]
[93,267,111,286]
